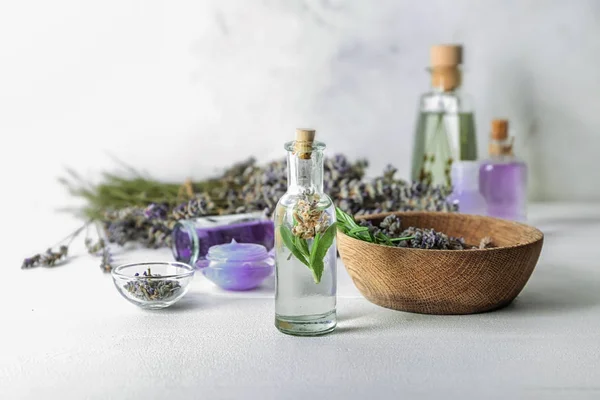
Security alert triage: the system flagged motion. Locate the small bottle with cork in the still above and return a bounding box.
[411,44,478,187]
[479,119,528,222]
[273,128,337,336]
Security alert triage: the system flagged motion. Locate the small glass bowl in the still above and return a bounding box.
[111,262,194,309]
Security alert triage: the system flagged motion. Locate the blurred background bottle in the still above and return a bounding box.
[411,44,477,187]
[448,161,487,215]
[479,119,528,222]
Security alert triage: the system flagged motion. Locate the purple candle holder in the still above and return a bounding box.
[202,240,274,291]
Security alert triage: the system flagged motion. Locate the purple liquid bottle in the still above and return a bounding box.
[171,212,274,268]
[479,119,527,222]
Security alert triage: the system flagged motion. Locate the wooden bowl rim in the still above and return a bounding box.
[338,211,544,254]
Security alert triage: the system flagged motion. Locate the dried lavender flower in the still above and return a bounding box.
[144,203,169,220]
[99,246,115,273]
[21,254,42,269]
[171,197,214,220]
[404,228,447,250]
[368,216,469,250]
[358,219,381,237]
[448,237,466,250]
[380,215,403,237]
[21,224,86,269]
[123,268,182,301]
[478,236,494,249]
[85,238,105,255]
[290,196,330,239]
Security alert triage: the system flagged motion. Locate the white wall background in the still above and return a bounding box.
[2,0,600,220]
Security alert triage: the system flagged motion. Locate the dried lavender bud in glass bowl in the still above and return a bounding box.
[111,262,194,309]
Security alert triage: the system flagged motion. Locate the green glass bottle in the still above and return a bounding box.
[411,44,477,187]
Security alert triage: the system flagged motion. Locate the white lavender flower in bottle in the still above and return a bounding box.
[274,129,337,336]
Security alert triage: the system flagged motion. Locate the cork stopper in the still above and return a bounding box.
[430,45,463,67]
[489,119,513,156]
[294,128,316,159]
[491,119,509,140]
[430,45,463,91]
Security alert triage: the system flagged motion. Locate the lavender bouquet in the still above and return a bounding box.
[22,155,458,272]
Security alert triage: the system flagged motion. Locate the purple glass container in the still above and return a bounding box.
[479,160,527,222]
[171,212,274,268]
[479,119,528,222]
[448,161,487,215]
[203,240,274,291]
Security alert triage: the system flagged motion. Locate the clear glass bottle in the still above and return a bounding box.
[479,119,528,222]
[274,129,337,336]
[411,44,477,187]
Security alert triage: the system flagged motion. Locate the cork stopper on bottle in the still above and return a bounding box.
[294,128,316,159]
[430,44,463,91]
[491,119,509,140]
[489,119,513,156]
[430,45,463,67]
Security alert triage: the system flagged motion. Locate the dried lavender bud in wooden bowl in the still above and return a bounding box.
[337,211,544,315]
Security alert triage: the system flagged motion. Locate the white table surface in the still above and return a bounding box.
[3,203,600,400]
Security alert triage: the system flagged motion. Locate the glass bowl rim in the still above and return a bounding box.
[111,261,195,280]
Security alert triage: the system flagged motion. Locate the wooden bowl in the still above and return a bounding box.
[337,212,544,315]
